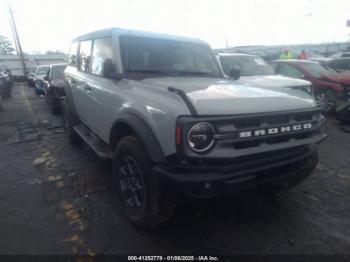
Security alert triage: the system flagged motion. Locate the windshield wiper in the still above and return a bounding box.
[175,71,218,77]
[127,69,171,75]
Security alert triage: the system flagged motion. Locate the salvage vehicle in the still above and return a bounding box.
[271,60,350,114]
[43,63,67,114]
[322,58,350,73]
[26,67,37,87]
[63,28,327,227]
[33,65,50,95]
[216,52,313,95]
[329,52,350,58]
[0,63,14,99]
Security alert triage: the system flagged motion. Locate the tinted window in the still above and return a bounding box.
[91,38,114,76]
[79,40,92,72]
[68,42,78,66]
[52,65,67,80]
[220,55,274,76]
[120,36,222,77]
[277,64,303,78]
[329,60,350,71]
[36,67,49,75]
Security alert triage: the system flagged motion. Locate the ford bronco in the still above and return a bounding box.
[63,28,327,227]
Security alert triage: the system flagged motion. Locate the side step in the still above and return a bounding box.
[73,123,114,159]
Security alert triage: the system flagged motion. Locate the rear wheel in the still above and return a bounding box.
[46,88,60,114]
[34,82,42,95]
[113,135,175,227]
[61,99,80,144]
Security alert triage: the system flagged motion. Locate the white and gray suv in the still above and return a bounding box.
[63,28,327,227]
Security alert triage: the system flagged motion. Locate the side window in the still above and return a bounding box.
[91,37,114,76]
[68,42,78,66]
[278,64,302,78]
[79,40,92,72]
[331,61,350,71]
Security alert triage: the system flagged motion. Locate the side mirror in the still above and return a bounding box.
[229,66,241,80]
[44,76,49,81]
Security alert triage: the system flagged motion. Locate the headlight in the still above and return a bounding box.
[187,122,215,153]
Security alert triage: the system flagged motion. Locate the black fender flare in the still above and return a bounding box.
[110,113,166,163]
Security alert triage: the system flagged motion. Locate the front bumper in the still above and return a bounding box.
[155,145,318,198]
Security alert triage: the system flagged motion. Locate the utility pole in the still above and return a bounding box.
[8,6,27,77]
[9,18,19,55]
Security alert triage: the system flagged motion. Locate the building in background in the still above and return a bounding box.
[0,54,67,77]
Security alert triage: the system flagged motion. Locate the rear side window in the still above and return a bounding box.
[79,40,93,72]
[277,64,302,78]
[91,37,114,76]
[68,42,78,66]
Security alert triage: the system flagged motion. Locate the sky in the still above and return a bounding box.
[0,0,349,54]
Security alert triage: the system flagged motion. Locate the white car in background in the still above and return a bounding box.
[216,52,313,95]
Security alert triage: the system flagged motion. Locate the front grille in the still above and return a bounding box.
[215,110,321,150]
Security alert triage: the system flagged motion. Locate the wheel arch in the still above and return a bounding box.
[109,113,166,163]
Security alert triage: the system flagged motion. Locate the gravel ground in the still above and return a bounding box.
[0,83,350,256]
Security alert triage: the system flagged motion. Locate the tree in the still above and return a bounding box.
[0,35,16,55]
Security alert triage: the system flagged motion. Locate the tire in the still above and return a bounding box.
[315,89,336,113]
[34,82,44,95]
[34,82,41,95]
[61,99,80,144]
[27,80,34,88]
[46,88,60,114]
[259,152,318,193]
[335,106,350,122]
[113,135,175,227]
[0,87,11,99]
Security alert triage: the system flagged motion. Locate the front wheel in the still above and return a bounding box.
[113,135,175,227]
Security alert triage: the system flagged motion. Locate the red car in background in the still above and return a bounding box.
[271,60,350,117]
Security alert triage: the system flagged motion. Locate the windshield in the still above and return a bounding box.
[52,65,66,80]
[36,67,49,75]
[120,36,222,78]
[299,62,337,77]
[219,55,274,76]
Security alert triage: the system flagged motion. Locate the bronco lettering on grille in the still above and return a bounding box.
[239,123,313,138]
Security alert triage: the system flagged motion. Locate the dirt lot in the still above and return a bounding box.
[0,83,350,256]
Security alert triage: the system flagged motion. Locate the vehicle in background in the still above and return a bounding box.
[0,63,14,99]
[33,65,50,95]
[63,28,326,227]
[43,63,67,114]
[321,58,350,73]
[26,67,37,87]
[271,60,350,115]
[216,53,313,95]
[329,52,350,58]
